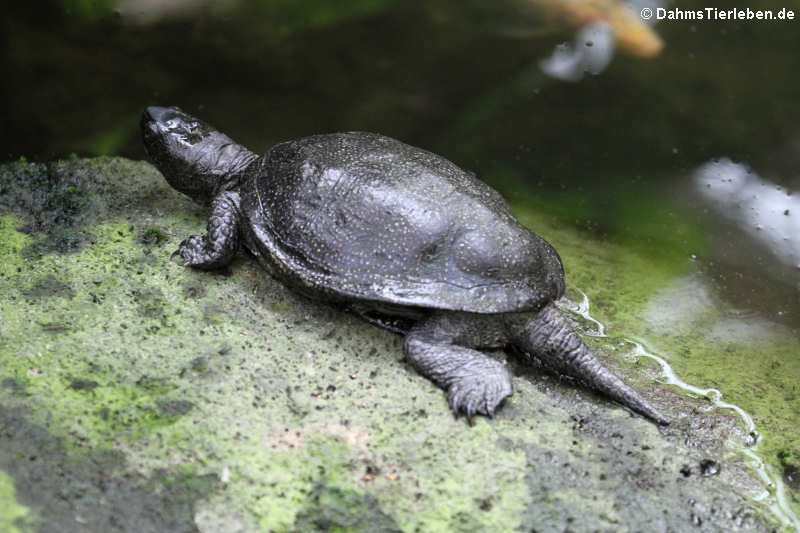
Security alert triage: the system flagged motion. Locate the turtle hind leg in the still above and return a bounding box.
[175,191,241,270]
[507,304,669,425]
[403,312,512,419]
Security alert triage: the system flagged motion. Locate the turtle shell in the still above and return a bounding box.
[240,132,565,313]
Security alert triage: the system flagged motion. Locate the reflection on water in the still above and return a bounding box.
[539,22,615,82]
[537,0,671,81]
[642,274,713,332]
[694,158,800,300]
[521,0,663,57]
[695,158,799,271]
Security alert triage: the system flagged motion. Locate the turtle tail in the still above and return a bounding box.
[511,303,669,425]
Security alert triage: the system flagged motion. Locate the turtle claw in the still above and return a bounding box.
[172,235,206,267]
[447,374,512,420]
[170,248,187,265]
[171,227,239,270]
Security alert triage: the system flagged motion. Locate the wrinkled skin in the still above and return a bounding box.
[141,106,668,424]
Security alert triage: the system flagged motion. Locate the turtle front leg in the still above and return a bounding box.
[174,191,241,270]
[404,312,512,419]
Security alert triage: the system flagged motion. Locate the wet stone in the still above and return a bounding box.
[783,464,800,491]
[140,226,167,246]
[700,459,721,477]
[158,400,195,416]
[22,274,75,300]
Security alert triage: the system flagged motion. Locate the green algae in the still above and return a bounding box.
[0,471,31,533]
[0,157,789,531]
[0,405,215,533]
[0,159,96,258]
[294,482,401,533]
[0,216,32,278]
[637,277,800,515]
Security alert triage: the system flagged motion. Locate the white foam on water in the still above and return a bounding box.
[559,290,800,531]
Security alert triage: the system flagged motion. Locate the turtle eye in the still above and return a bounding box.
[177,121,205,144]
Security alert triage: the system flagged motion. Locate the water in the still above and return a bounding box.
[561,291,800,530]
[3,0,800,526]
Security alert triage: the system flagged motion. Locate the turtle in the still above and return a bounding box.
[140,105,669,425]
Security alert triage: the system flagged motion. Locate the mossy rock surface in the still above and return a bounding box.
[0,157,787,531]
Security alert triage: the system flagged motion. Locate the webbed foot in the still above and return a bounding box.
[446,362,513,419]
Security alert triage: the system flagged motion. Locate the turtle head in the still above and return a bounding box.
[141,106,256,205]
